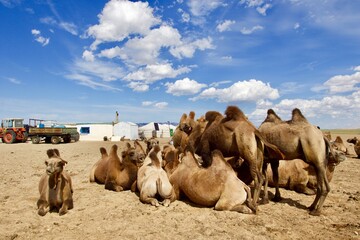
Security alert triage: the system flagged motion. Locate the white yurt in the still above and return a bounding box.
[76,123,113,141]
[138,122,177,138]
[112,121,139,140]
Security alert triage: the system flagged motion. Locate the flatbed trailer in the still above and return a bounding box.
[28,127,80,144]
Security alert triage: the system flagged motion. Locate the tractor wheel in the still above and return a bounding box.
[51,136,60,144]
[63,136,71,143]
[73,133,80,142]
[22,132,29,143]
[32,136,40,144]
[3,131,16,144]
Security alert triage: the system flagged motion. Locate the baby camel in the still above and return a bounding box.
[37,149,73,216]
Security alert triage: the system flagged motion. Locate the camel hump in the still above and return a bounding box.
[100,147,107,156]
[264,109,282,122]
[110,144,118,155]
[189,111,195,119]
[47,149,60,158]
[291,108,308,123]
[225,106,246,121]
[335,136,343,143]
[205,111,222,122]
[149,150,161,168]
[152,144,161,153]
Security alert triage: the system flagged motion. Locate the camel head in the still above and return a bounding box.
[146,137,159,154]
[123,141,146,167]
[329,149,346,166]
[347,137,358,145]
[179,111,197,134]
[45,149,68,189]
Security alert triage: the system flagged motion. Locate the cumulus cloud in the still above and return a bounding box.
[240,0,272,15]
[216,20,235,32]
[31,29,50,46]
[82,50,95,62]
[320,69,360,94]
[170,37,214,59]
[124,63,191,82]
[240,25,264,35]
[191,79,279,102]
[256,3,271,16]
[127,82,149,92]
[165,77,207,96]
[154,102,168,109]
[86,0,161,49]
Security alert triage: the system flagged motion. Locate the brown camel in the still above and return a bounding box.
[37,149,73,216]
[331,136,348,154]
[89,140,146,184]
[172,111,198,149]
[169,148,256,214]
[266,149,346,195]
[197,106,284,209]
[258,108,333,215]
[347,137,360,157]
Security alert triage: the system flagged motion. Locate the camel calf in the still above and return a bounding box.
[347,137,360,157]
[170,149,256,214]
[266,150,346,195]
[37,149,73,216]
[136,145,176,207]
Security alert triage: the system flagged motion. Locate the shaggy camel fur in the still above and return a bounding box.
[162,144,182,177]
[331,136,348,154]
[266,150,346,195]
[258,108,332,216]
[136,145,176,207]
[169,149,256,214]
[102,141,146,192]
[37,149,73,216]
[347,137,360,157]
[89,140,146,184]
[197,106,284,208]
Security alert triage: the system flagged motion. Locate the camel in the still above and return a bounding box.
[162,144,182,177]
[136,145,176,207]
[197,106,284,209]
[266,149,346,195]
[37,149,73,216]
[145,137,159,154]
[172,111,198,149]
[89,140,146,184]
[347,137,360,157]
[258,108,333,215]
[104,141,146,191]
[169,148,256,214]
[331,136,348,154]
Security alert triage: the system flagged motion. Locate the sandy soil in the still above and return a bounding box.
[0,134,359,240]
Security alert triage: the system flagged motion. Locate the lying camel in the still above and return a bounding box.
[266,150,346,195]
[197,106,284,208]
[136,145,176,206]
[89,140,146,184]
[169,149,256,214]
[162,144,182,177]
[331,136,348,154]
[104,142,145,192]
[258,108,333,215]
[37,149,73,216]
[347,137,360,158]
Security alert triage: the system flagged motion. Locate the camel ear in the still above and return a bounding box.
[179,113,187,123]
[189,111,195,119]
[53,149,60,157]
[47,149,55,158]
[126,142,131,149]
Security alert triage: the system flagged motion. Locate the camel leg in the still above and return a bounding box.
[294,184,317,195]
[309,166,330,216]
[260,163,269,204]
[105,181,124,192]
[230,204,253,214]
[271,161,282,202]
[140,192,160,207]
[37,199,49,216]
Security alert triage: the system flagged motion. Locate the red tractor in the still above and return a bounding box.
[0,118,28,144]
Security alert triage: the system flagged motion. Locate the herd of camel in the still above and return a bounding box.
[36,106,359,217]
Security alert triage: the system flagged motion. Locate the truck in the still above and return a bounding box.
[0,118,28,143]
[28,119,80,144]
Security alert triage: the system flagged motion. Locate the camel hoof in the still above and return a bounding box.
[38,208,47,216]
[272,196,282,202]
[309,209,321,216]
[260,198,269,205]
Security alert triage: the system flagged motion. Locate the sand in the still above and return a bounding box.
[0,134,359,240]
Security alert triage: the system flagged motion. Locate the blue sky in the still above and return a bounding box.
[1,0,360,128]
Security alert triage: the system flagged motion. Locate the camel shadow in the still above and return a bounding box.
[263,190,309,210]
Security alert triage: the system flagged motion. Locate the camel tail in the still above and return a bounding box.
[255,130,285,160]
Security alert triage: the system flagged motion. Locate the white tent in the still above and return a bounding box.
[138,122,177,138]
[112,121,139,140]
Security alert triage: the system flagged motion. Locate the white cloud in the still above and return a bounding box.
[6,77,21,84]
[191,79,279,102]
[124,63,191,82]
[128,82,149,92]
[170,37,214,59]
[256,3,271,16]
[154,102,168,109]
[100,25,182,66]
[82,50,95,62]
[210,80,232,87]
[187,0,226,16]
[240,0,264,7]
[40,17,78,35]
[240,25,264,35]
[294,22,300,30]
[240,0,271,16]
[352,65,360,71]
[86,0,161,49]
[65,73,121,91]
[142,101,155,106]
[165,77,207,96]
[178,8,190,22]
[216,20,235,32]
[221,56,232,61]
[323,71,360,94]
[31,29,50,46]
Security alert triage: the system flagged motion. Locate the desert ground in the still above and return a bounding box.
[0,133,359,240]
